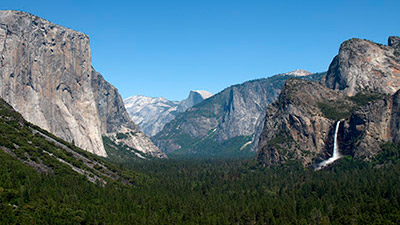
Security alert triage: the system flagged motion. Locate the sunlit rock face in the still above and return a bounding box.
[0,10,163,157]
[325,37,400,96]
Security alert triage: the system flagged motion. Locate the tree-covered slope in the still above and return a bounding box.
[0,97,139,185]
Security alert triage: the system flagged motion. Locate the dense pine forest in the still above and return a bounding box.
[1,150,399,224]
[0,96,399,224]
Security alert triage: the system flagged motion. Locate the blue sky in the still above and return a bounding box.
[2,0,399,100]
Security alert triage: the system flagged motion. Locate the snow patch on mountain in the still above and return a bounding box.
[124,90,213,136]
[282,69,312,77]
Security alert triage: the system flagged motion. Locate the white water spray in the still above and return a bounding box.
[316,121,342,170]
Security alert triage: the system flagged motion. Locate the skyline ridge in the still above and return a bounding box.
[1,1,399,101]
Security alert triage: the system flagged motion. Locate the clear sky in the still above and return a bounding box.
[2,0,399,100]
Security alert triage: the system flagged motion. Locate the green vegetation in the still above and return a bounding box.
[171,135,254,158]
[264,130,298,158]
[102,136,150,165]
[1,96,399,224]
[318,92,386,121]
[1,149,399,224]
[349,91,386,106]
[0,98,139,183]
[116,132,129,140]
[318,102,353,120]
[267,130,293,148]
[373,142,400,165]
[317,101,355,121]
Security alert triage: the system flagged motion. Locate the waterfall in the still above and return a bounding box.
[316,121,342,170]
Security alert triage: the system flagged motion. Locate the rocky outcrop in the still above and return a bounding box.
[91,69,165,157]
[91,69,137,134]
[176,90,213,112]
[250,71,327,151]
[154,71,325,155]
[325,37,400,96]
[0,10,162,157]
[341,90,400,160]
[389,36,400,49]
[256,79,355,166]
[258,36,400,166]
[124,90,212,137]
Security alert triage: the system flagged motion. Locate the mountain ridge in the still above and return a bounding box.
[154,70,326,157]
[124,90,212,136]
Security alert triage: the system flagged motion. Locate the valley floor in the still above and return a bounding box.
[0,150,399,224]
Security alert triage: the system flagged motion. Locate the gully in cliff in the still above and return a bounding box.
[315,120,342,170]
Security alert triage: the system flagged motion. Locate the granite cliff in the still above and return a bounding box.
[341,90,400,160]
[0,10,163,158]
[256,79,356,166]
[324,37,400,96]
[176,90,213,112]
[257,36,400,166]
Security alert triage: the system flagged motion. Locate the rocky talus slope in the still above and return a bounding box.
[257,36,400,166]
[154,70,325,156]
[0,10,163,158]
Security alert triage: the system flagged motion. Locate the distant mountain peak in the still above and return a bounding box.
[190,90,213,99]
[282,69,312,77]
[177,90,213,113]
[124,90,212,136]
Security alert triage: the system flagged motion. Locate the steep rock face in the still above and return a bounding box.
[325,37,400,96]
[91,70,165,157]
[154,71,325,155]
[0,10,105,156]
[341,90,400,160]
[250,71,326,151]
[124,90,212,137]
[256,79,355,166]
[91,69,137,133]
[0,10,162,157]
[176,90,213,112]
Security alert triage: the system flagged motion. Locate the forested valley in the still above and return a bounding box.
[1,149,399,224]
